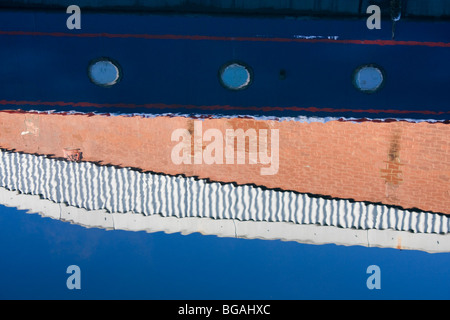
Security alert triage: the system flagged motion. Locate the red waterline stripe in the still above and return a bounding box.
[0,99,448,116]
[1,30,450,47]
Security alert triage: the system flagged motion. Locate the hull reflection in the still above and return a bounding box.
[0,150,448,253]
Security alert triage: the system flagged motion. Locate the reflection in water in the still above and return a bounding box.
[0,149,448,253]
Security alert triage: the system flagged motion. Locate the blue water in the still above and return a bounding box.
[0,204,449,300]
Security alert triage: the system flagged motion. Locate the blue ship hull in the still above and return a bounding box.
[0,10,449,120]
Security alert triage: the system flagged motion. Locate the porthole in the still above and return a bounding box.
[88,57,122,87]
[219,61,253,90]
[352,64,385,93]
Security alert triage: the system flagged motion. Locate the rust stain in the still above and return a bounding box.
[388,128,402,162]
[187,119,195,158]
[396,237,402,250]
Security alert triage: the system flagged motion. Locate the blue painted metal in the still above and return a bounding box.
[0,10,449,120]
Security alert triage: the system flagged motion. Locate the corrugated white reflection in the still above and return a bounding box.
[0,150,448,235]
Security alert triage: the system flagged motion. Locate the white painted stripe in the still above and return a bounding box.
[0,187,448,253]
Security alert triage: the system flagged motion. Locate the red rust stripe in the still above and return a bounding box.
[0,99,448,116]
[1,30,450,47]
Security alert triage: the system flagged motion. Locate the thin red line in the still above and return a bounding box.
[0,99,448,116]
[1,30,449,47]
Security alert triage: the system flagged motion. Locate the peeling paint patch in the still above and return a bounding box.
[22,116,39,136]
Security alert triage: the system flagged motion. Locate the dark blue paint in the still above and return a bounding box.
[0,10,449,119]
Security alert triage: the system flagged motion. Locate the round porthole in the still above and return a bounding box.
[352,64,385,93]
[219,62,253,90]
[88,57,122,87]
